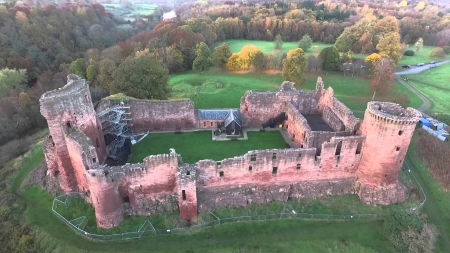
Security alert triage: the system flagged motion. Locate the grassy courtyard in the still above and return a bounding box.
[130,130,287,164]
[170,70,422,112]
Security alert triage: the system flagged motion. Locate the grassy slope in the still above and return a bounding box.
[130,131,287,163]
[406,64,450,113]
[406,135,450,252]
[170,70,422,111]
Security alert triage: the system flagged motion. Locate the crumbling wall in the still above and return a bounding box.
[128,100,196,133]
[85,168,123,229]
[178,164,198,220]
[284,102,311,148]
[307,131,350,155]
[65,129,98,194]
[40,75,106,191]
[322,107,345,131]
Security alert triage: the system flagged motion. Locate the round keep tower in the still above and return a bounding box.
[39,74,106,191]
[357,102,421,204]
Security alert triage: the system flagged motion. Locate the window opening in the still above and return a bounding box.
[249,166,252,171]
[123,196,130,203]
[210,122,214,127]
[396,147,400,151]
[250,154,256,162]
[66,122,71,128]
[219,171,224,177]
[92,158,96,163]
[296,164,301,170]
[398,130,403,136]
[356,142,362,154]
[182,190,186,201]
[217,161,221,165]
[203,122,206,127]
[335,141,342,156]
[272,167,278,175]
[272,153,277,160]
[187,171,190,176]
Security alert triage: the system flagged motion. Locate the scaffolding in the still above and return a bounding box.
[97,101,135,160]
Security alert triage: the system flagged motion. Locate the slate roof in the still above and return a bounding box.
[224,110,241,127]
[199,110,234,120]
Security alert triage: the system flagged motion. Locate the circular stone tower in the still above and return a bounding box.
[357,102,421,204]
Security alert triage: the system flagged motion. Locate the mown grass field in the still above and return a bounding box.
[130,131,287,164]
[406,63,450,113]
[399,45,450,66]
[169,70,422,112]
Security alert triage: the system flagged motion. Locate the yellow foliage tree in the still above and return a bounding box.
[415,1,425,11]
[376,32,403,64]
[397,0,407,7]
[365,53,382,76]
[226,53,241,71]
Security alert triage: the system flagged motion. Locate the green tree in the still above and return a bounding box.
[193,42,213,72]
[274,34,283,50]
[0,68,27,96]
[319,46,341,71]
[69,58,87,79]
[86,65,98,84]
[97,59,116,91]
[253,50,266,70]
[282,48,307,86]
[111,52,170,99]
[298,34,313,52]
[213,43,232,69]
[429,47,446,59]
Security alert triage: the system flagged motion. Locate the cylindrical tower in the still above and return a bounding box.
[358,102,421,185]
[39,75,106,191]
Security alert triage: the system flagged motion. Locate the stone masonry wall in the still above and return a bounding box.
[284,102,311,148]
[322,107,345,131]
[129,100,196,133]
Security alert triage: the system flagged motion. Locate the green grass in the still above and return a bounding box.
[399,45,450,66]
[10,145,44,193]
[170,70,422,111]
[211,39,332,55]
[130,131,287,164]
[407,134,450,252]
[406,63,450,113]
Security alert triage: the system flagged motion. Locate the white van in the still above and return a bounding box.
[417,63,425,66]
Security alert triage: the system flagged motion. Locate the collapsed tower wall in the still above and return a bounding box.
[39,75,106,192]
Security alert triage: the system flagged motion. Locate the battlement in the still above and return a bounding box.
[40,74,88,101]
[366,102,421,125]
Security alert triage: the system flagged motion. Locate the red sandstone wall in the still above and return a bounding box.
[358,103,420,186]
[178,164,197,220]
[65,129,99,194]
[127,100,196,133]
[85,169,123,228]
[284,102,311,148]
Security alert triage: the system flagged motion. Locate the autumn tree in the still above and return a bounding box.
[414,38,424,52]
[274,34,283,50]
[282,48,307,86]
[111,51,170,99]
[298,34,313,52]
[311,46,320,56]
[69,58,87,79]
[365,53,382,76]
[319,46,341,71]
[429,47,446,59]
[226,53,241,71]
[253,50,266,70]
[193,42,213,72]
[213,42,232,69]
[370,58,395,100]
[376,32,403,64]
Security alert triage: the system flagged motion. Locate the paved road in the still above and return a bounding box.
[394,59,450,112]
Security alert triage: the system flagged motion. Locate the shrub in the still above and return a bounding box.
[443,46,450,55]
[0,137,33,167]
[404,50,415,56]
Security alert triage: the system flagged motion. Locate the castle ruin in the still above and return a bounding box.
[40,75,421,228]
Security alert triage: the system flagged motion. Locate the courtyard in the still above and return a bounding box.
[129,130,288,164]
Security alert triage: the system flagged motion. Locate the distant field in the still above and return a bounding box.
[169,70,422,111]
[399,45,450,66]
[102,3,156,18]
[130,131,287,163]
[406,63,450,113]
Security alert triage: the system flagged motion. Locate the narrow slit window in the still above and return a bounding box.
[92,158,96,163]
[203,122,206,127]
[398,130,403,136]
[219,171,224,177]
[356,142,362,155]
[296,164,301,170]
[335,141,342,156]
[187,171,190,176]
[272,153,277,160]
[249,166,252,171]
[272,167,278,175]
[182,190,186,201]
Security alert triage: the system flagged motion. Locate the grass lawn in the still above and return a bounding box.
[170,69,422,112]
[406,63,450,114]
[399,45,450,66]
[130,130,287,164]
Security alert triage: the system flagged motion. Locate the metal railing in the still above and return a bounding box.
[51,161,426,241]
